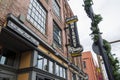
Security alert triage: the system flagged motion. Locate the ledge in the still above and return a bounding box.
[18,67,66,80]
[0,64,17,73]
[7,14,39,46]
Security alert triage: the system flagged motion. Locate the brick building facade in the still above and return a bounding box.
[0,0,87,80]
[82,51,99,80]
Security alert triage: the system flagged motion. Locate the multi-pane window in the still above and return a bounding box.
[52,0,60,18]
[53,22,62,47]
[27,0,47,34]
[37,55,48,71]
[37,54,66,79]
[55,63,66,78]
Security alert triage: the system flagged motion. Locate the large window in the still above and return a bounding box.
[53,22,62,47]
[52,0,60,18]
[55,63,66,78]
[27,0,47,34]
[37,53,66,79]
[37,55,54,73]
[37,55,49,71]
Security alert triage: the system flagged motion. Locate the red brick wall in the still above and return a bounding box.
[0,0,74,57]
[0,0,85,79]
[82,51,98,80]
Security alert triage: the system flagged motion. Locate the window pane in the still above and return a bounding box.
[60,67,63,77]
[37,55,43,69]
[55,64,59,76]
[43,58,48,71]
[49,60,53,73]
[27,0,47,34]
[0,56,6,64]
[63,68,66,78]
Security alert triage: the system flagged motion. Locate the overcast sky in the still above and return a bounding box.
[68,0,120,61]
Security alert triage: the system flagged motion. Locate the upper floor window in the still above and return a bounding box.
[27,0,47,34]
[52,0,61,18]
[53,22,62,47]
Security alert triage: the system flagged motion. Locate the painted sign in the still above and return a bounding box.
[68,47,83,57]
[69,22,81,48]
[66,16,78,24]
[71,53,81,57]
[66,16,83,57]
[7,20,39,46]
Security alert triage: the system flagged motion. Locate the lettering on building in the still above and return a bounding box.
[66,16,82,57]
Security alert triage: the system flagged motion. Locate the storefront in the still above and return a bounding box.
[0,14,68,80]
[0,13,39,80]
[0,13,87,80]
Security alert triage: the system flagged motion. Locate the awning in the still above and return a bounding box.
[0,14,39,52]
